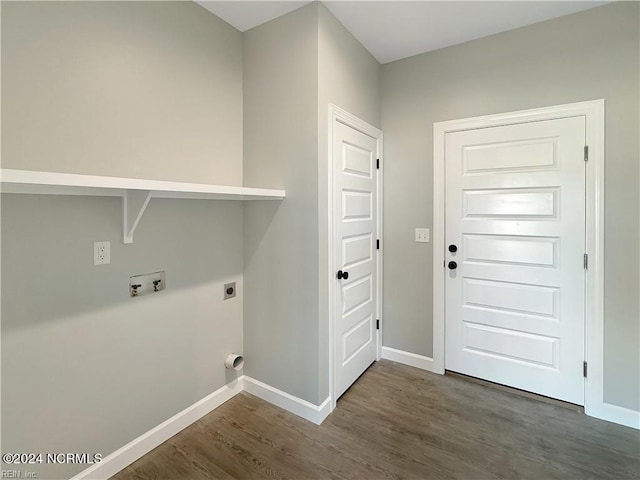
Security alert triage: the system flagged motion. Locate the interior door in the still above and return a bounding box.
[334,121,378,399]
[445,116,586,405]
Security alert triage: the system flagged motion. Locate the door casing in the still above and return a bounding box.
[433,100,615,423]
[328,104,383,412]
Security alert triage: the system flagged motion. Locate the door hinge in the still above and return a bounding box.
[584,145,589,162]
[583,361,588,378]
[376,239,380,250]
[376,319,380,330]
[584,253,588,270]
[376,158,380,169]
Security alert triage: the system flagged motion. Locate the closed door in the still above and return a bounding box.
[334,121,378,399]
[445,116,586,405]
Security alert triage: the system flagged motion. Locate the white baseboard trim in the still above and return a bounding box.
[587,402,640,430]
[243,376,331,425]
[72,375,332,480]
[381,346,440,374]
[381,348,639,430]
[64,364,639,480]
[71,378,244,480]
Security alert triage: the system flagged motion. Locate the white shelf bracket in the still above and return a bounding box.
[123,190,153,244]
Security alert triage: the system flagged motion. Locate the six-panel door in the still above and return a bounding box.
[445,117,586,405]
[334,122,378,399]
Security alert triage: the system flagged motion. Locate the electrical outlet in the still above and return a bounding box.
[224,282,236,300]
[94,241,111,265]
[415,228,430,243]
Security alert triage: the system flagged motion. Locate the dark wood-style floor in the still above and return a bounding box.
[112,360,640,480]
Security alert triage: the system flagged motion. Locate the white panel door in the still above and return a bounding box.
[334,121,378,399]
[445,117,586,405]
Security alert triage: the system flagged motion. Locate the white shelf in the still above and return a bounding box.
[0,169,285,200]
[1,169,285,243]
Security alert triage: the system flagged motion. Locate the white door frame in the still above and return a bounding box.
[432,100,638,428]
[328,104,383,412]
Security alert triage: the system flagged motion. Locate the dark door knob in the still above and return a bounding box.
[337,270,349,280]
[448,261,457,270]
[448,244,458,253]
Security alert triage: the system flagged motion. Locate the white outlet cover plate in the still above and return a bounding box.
[415,228,430,243]
[94,241,111,265]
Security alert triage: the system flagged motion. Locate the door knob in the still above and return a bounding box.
[448,261,457,270]
[448,244,458,253]
[337,270,349,280]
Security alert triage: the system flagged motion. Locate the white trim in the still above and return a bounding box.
[72,374,336,480]
[586,402,640,430]
[432,115,446,375]
[376,133,384,362]
[432,100,639,429]
[327,104,383,413]
[243,376,331,425]
[72,378,244,480]
[381,346,438,373]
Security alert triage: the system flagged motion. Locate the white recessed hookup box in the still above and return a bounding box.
[129,271,166,298]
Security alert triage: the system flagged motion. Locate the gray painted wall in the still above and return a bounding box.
[243,4,321,403]
[3,3,637,476]
[1,2,244,478]
[2,1,242,184]
[2,196,243,479]
[317,3,381,400]
[381,2,639,410]
[243,3,380,404]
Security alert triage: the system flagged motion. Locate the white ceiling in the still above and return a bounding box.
[196,1,608,64]
[195,1,312,32]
